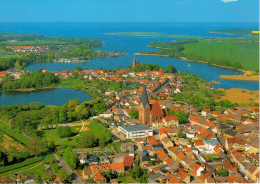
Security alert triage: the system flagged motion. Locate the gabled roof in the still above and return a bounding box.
[151,102,164,117]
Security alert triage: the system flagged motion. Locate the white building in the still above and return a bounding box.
[118,124,153,139]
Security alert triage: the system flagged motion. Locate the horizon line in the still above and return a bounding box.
[0,21,259,24]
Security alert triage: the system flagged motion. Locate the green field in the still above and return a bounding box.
[182,38,259,71]
[145,36,259,71]
[87,121,108,138]
[0,121,30,145]
[42,125,82,143]
[118,175,136,183]
[0,154,54,177]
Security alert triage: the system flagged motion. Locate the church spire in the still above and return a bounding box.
[133,54,137,67]
[140,86,149,107]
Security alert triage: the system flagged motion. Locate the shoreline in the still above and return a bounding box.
[135,53,169,57]
[179,57,259,82]
[10,86,59,92]
[136,53,259,82]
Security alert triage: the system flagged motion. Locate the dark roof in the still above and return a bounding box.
[142,156,151,162]
[224,129,237,136]
[140,86,149,107]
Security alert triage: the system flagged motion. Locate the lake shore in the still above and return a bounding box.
[135,53,168,57]
[12,86,59,92]
[216,88,259,104]
[219,71,259,81]
[179,57,259,81]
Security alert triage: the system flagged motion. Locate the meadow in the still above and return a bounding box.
[182,38,259,71]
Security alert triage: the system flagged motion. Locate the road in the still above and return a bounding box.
[54,154,84,184]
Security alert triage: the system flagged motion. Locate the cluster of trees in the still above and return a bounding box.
[57,126,73,138]
[64,147,78,169]
[2,71,59,89]
[129,110,139,120]
[127,63,164,72]
[0,32,43,42]
[217,167,229,177]
[168,110,188,124]
[170,72,233,111]
[0,57,16,71]
[130,166,148,183]
[0,98,107,137]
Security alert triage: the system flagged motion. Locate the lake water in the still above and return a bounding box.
[0,88,91,106]
[0,22,259,106]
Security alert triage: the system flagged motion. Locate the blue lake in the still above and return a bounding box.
[0,88,91,106]
[0,22,259,106]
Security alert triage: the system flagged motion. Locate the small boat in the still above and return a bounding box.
[188,64,190,67]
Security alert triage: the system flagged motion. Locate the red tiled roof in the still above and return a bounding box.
[195,141,205,146]
[159,128,170,135]
[202,108,211,113]
[123,156,134,172]
[163,115,178,122]
[150,102,164,117]
[228,176,236,182]
[177,151,185,160]
[91,163,124,172]
[158,150,167,160]
[165,157,172,164]
[212,111,221,115]
[93,172,107,182]
[155,119,163,124]
[148,136,159,146]
[0,72,7,76]
[191,116,204,123]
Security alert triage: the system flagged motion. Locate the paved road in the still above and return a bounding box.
[54,154,84,184]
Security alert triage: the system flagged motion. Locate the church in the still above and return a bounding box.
[139,86,166,125]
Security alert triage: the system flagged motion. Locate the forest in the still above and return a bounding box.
[2,71,59,90]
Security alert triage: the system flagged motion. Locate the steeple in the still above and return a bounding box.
[140,86,149,107]
[133,54,137,67]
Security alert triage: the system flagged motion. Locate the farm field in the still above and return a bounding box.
[182,38,259,71]
[0,121,29,145]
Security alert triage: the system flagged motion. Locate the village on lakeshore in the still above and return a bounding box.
[1,56,259,184]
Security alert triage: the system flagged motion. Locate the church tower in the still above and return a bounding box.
[133,55,137,67]
[139,86,151,125]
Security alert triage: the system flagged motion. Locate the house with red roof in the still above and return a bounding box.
[0,72,7,77]
[162,115,179,127]
[123,156,134,172]
[93,172,107,183]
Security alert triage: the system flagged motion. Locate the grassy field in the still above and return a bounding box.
[87,121,108,138]
[182,38,259,71]
[0,154,54,177]
[0,121,30,145]
[42,125,82,143]
[118,175,135,183]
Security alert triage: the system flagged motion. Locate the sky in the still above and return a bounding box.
[0,0,259,23]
